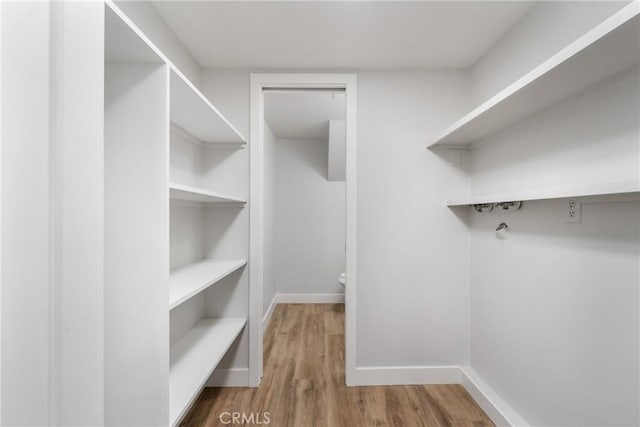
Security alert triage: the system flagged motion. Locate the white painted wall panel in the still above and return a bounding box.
[170,204,205,271]
[51,2,105,424]
[104,63,169,426]
[356,72,470,367]
[328,120,346,182]
[470,200,639,426]
[274,138,345,295]
[170,128,204,188]
[1,3,52,424]
[114,0,201,86]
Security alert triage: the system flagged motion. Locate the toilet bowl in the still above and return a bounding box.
[338,272,346,290]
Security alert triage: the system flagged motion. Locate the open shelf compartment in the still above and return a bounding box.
[170,70,247,146]
[170,318,247,426]
[428,3,640,149]
[170,259,247,310]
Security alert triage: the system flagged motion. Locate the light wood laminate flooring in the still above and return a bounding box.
[182,304,494,427]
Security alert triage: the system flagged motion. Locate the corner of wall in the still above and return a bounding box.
[113,0,202,86]
[460,367,529,427]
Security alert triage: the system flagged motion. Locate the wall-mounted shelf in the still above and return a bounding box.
[170,259,247,310]
[169,183,246,205]
[170,70,247,146]
[169,318,246,427]
[428,3,639,149]
[171,123,246,150]
[447,180,640,206]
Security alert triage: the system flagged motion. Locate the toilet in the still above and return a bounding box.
[338,272,346,290]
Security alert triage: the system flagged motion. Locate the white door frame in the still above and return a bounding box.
[249,73,357,386]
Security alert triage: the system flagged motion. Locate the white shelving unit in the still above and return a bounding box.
[447,180,640,206]
[104,2,250,426]
[170,259,247,310]
[428,3,639,149]
[169,182,246,204]
[166,61,248,422]
[169,318,247,427]
[170,69,247,146]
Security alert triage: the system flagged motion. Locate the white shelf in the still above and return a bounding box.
[170,70,247,146]
[171,123,245,149]
[169,183,246,205]
[105,2,246,147]
[447,180,640,206]
[170,259,247,310]
[170,318,246,427]
[428,3,639,149]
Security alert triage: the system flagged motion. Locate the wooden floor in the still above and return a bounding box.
[182,304,494,427]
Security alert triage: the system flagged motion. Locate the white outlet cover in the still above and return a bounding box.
[565,199,581,223]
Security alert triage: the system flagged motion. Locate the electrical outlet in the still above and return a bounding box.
[565,199,581,223]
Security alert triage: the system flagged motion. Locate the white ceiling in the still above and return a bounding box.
[152,1,535,70]
[265,91,345,140]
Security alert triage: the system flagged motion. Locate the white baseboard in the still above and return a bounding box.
[262,294,277,334]
[351,365,461,386]
[276,293,344,304]
[460,367,528,427]
[205,368,249,387]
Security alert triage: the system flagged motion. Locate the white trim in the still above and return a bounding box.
[0,1,3,419]
[460,367,529,427]
[352,365,461,386]
[262,295,277,334]
[276,293,345,304]
[203,364,528,427]
[348,365,528,426]
[250,73,357,388]
[205,368,249,387]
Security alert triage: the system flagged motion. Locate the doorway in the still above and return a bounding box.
[249,74,357,387]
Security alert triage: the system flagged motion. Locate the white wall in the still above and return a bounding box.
[273,138,345,295]
[467,67,639,427]
[1,3,52,423]
[51,3,105,424]
[356,72,470,368]
[328,120,346,182]
[104,62,169,426]
[202,69,470,374]
[263,123,277,317]
[465,4,640,424]
[115,0,201,86]
[469,1,630,105]
[2,3,106,425]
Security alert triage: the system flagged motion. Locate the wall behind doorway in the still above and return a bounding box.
[273,138,346,296]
